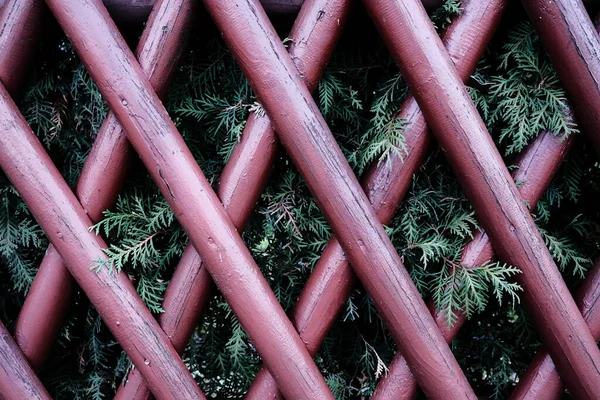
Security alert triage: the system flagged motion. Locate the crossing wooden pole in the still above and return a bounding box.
[521,0,600,156]
[13,0,196,371]
[363,0,600,398]
[44,0,334,398]
[0,81,205,399]
[202,0,476,398]
[373,129,574,400]
[114,0,351,398]
[0,321,50,399]
[243,0,506,397]
[507,19,600,396]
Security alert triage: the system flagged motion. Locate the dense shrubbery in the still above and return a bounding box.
[1,2,599,398]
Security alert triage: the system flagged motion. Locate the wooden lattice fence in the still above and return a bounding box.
[0,0,600,399]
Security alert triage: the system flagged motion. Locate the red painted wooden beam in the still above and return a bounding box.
[44,0,333,398]
[508,18,600,392]
[102,0,307,22]
[521,0,600,156]
[0,0,43,96]
[373,129,574,400]
[363,0,600,398]
[245,0,507,397]
[509,258,600,400]
[0,321,50,399]
[13,0,195,371]
[114,1,351,398]
[202,1,475,398]
[82,0,445,23]
[0,83,204,398]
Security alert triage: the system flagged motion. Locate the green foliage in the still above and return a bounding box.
[474,22,578,155]
[90,194,185,312]
[358,73,408,173]
[0,189,45,293]
[431,0,462,29]
[433,260,522,327]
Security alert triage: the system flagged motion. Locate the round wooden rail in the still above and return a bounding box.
[364,0,600,398]
[1,0,595,400]
[374,130,574,399]
[2,0,442,394]
[0,0,43,95]
[203,0,475,398]
[0,82,205,398]
[0,320,50,398]
[44,0,334,398]
[508,17,600,396]
[13,0,196,371]
[0,0,204,398]
[114,0,351,398]
[246,0,507,397]
[522,0,600,157]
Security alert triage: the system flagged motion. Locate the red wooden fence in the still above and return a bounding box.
[0,0,600,399]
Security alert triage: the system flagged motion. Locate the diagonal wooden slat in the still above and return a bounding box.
[0,81,205,398]
[245,0,508,397]
[521,0,600,157]
[507,11,600,390]
[0,320,49,399]
[363,0,600,398]
[44,0,334,398]
[0,0,201,397]
[510,258,600,399]
[202,1,476,398]
[102,0,306,23]
[373,128,575,399]
[13,0,196,371]
[0,2,67,397]
[114,1,352,398]
[0,0,43,96]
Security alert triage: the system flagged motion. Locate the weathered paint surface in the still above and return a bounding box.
[522,0,600,157]
[363,0,600,398]
[0,82,205,398]
[0,321,50,399]
[115,0,351,398]
[45,0,334,398]
[203,0,476,398]
[14,0,195,371]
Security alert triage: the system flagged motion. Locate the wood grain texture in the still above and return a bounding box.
[364,0,600,398]
[522,0,600,157]
[203,0,477,398]
[45,0,333,398]
[373,130,574,399]
[14,0,195,371]
[246,0,507,397]
[115,1,351,398]
[0,81,204,399]
[0,0,43,96]
[0,321,50,399]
